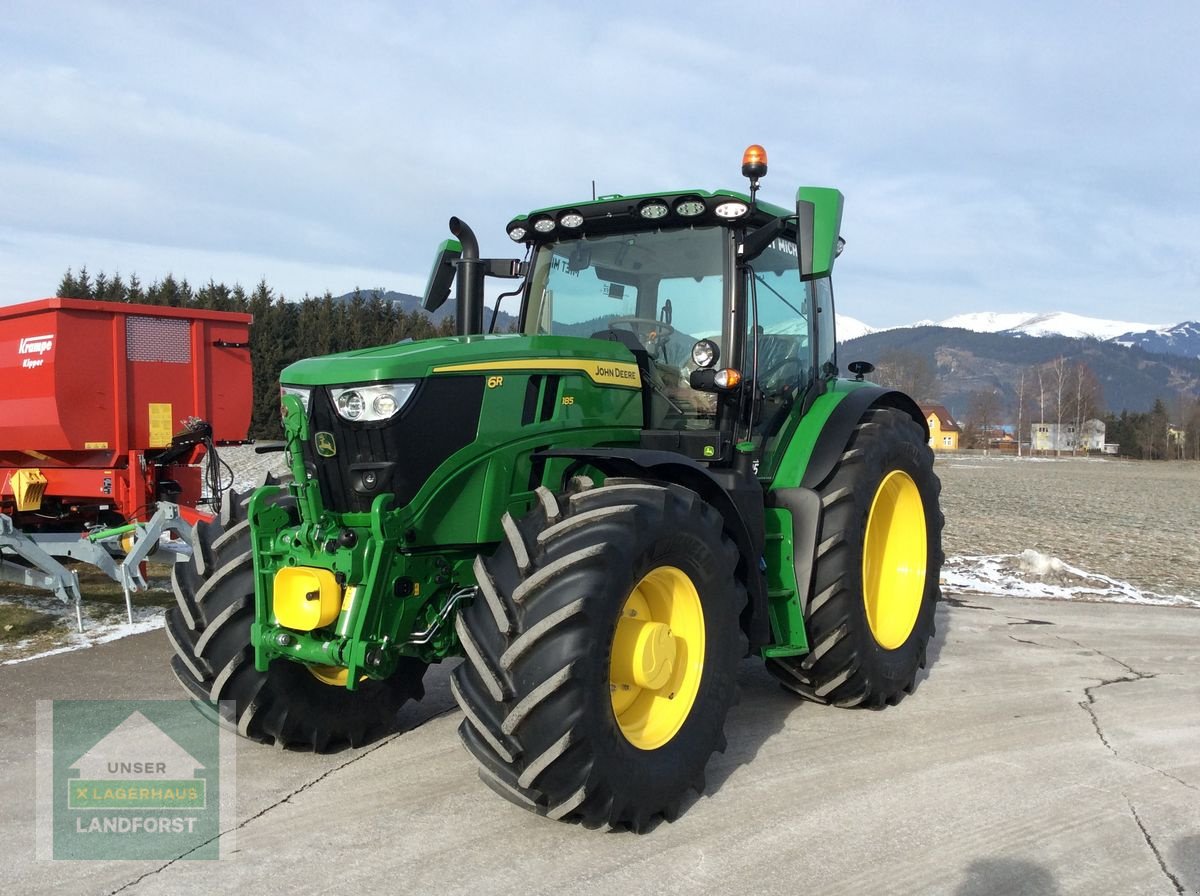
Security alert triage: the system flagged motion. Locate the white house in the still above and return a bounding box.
[1030,419,1106,453]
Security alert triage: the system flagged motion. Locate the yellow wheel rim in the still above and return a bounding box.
[862,470,927,650]
[609,566,705,751]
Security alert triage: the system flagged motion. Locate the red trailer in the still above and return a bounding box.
[0,298,253,625]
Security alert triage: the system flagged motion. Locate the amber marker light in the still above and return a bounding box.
[741,144,768,179]
[715,368,742,389]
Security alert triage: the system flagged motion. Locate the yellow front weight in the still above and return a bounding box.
[273,566,341,631]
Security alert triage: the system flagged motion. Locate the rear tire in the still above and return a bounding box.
[166,480,426,751]
[452,478,746,831]
[767,407,943,707]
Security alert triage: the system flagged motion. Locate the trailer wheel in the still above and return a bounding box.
[452,479,746,831]
[768,407,943,707]
[165,481,426,751]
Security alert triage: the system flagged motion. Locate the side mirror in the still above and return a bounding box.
[847,360,875,381]
[795,187,844,277]
[422,239,462,313]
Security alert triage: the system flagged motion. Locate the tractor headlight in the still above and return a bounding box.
[691,339,720,369]
[280,385,312,414]
[330,383,417,422]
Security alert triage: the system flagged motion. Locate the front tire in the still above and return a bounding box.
[768,407,943,707]
[166,482,427,751]
[452,478,746,831]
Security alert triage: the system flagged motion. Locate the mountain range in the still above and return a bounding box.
[839,325,1200,420]
[834,311,1200,418]
[835,311,1200,360]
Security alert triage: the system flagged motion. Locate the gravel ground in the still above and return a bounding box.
[935,454,1200,600]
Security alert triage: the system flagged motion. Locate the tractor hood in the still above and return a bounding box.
[280,333,641,389]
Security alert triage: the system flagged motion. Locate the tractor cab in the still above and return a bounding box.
[428,146,845,481]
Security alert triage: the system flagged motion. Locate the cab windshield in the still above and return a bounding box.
[522,226,729,426]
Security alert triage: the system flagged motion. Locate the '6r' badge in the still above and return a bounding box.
[314,432,337,457]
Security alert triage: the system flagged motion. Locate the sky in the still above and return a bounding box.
[2,2,1198,329]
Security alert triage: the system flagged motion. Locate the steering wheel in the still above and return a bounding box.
[757,355,803,395]
[607,317,675,341]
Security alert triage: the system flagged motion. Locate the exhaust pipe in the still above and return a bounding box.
[449,217,484,336]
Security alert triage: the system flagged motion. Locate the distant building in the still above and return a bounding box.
[920,403,961,451]
[1031,419,1106,453]
[983,427,1018,454]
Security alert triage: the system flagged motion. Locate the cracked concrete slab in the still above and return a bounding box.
[2,594,1198,896]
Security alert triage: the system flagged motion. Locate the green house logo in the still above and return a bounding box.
[39,700,234,861]
[67,711,207,811]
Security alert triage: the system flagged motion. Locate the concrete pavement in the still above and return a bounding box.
[2,595,1197,895]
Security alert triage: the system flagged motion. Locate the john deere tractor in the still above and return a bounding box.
[168,146,943,831]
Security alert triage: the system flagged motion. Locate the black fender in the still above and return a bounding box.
[537,446,771,652]
[799,386,927,490]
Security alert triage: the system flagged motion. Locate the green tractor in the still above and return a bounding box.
[167,146,943,831]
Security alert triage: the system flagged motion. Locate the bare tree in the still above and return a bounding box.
[1050,356,1068,456]
[1067,361,1104,453]
[1030,358,1104,455]
[873,349,939,401]
[1036,365,1046,424]
[1014,367,1043,457]
[1015,369,1024,456]
[1044,360,1104,454]
[965,389,1003,452]
[1186,397,1200,461]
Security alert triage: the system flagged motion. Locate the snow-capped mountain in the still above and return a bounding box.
[935,311,1043,333]
[835,314,876,341]
[1112,321,1200,359]
[836,310,1178,343]
[933,311,1167,340]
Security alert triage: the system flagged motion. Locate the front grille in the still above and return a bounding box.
[303,376,485,513]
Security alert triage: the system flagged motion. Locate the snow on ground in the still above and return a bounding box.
[943,549,1200,609]
[1,595,166,665]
